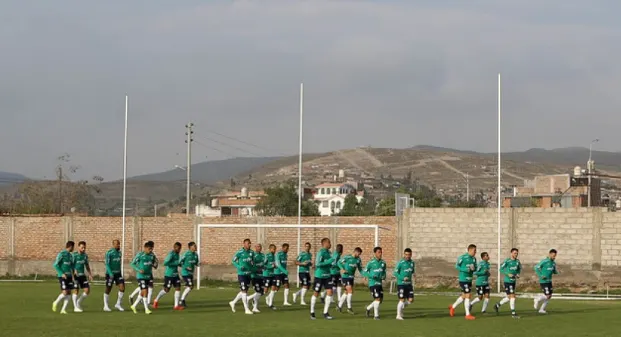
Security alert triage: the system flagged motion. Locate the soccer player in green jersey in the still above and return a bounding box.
[337,247,363,314]
[449,244,477,320]
[494,248,522,318]
[310,238,336,320]
[263,244,278,309]
[179,241,199,308]
[52,241,75,314]
[533,249,558,314]
[103,239,125,312]
[321,244,343,305]
[469,252,491,313]
[364,246,386,320]
[293,242,313,305]
[154,242,184,310]
[72,241,93,312]
[394,248,415,320]
[130,241,159,306]
[274,243,292,306]
[130,241,156,314]
[229,238,255,315]
[248,243,265,313]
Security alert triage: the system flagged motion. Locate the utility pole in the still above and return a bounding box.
[185,123,194,216]
[57,166,63,214]
[588,139,599,207]
[466,172,470,202]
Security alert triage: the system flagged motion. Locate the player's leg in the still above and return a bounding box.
[366,285,383,320]
[449,282,469,317]
[335,275,343,307]
[147,280,155,305]
[482,292,490,313]
[53,277,71,314]
[283,275,291,305]
[494,283,513,315]
[72,281,80,311]
[251,278,264,312]
[131,280,151,314]
[114,275,126,311]
[154,277,172,309]
[103,274,113,311]
[77,277,90,309]
[537,283,552,313]
[310,278,324,319]
[322,278,334,319]
[396,285,405,320]
[61,277,74,314]
[469,286,482,312]
[180,276,193,307]
[129,285,141,304]
[173,278,183,310]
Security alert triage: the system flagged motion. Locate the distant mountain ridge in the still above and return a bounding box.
[0,171,28,186]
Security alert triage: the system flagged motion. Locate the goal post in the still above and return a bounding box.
[196,224,381,290]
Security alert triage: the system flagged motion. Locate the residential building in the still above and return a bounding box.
[195,187,265,217]
[502,173,601,208]
[313,183,363,216]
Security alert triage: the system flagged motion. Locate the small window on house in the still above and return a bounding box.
[336,201,341,209]
[322,201,328,208]
[330,201,335,209]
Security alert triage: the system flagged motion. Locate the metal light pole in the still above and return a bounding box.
[185,123,194,216]
[588,139,599,207]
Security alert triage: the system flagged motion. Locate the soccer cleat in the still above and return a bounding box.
[60,310,68,315]
[449,305,455,317]
[374,316,380,320]
[538,310,547,315]
[300,301,307,306]
[153,300,159,309]
[512,314,520,319]
[252,308,260,313]
[465,315,476,320]
[269,305,278,311]
[145,308,152,315]
[283,302,292,306]
[494,304,500,314]
[366,308,371,318]
[396,315,404,320]
[245,309,253,315]
[323,313,333,320]
[131,305,137,314]
[74,307,83,313]
[103,307,112,312]
[229,301,236,313]
[310,313,316,320]
[52,302,57,312]
[347,308,355,315]
[115,304,125,312]
[292,293,298,304]
[174,306,184,311]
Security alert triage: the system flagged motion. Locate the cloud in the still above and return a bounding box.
[0,0,620,180]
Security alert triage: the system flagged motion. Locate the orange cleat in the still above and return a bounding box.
[465,315,476,320]
[174,305,184,311]
[153,301,159,309]
[449,306,455,317]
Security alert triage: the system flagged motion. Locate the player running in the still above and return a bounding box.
[103,239,125,312]
[322,244,343,305]
[274,243,291,306]
[364,246,386,320]
[494,248,522,318]
[469,252,491,314]
[129,241,158,307]
[292,242,313,305]
[449,244,477,320]
[337,247,363,314]
[72,241,93,312]
[130,241,156,314]
[263,244,278,310]
[394,248,415,320]
[52,241,75,314]
[310,238,336,320]
[178,241,199,308]
[534,249,558,314]
[229,238,255,315]
[154,242,184,310]
[249,243,265,313]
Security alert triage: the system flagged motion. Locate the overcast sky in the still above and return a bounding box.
[1,0,620,181]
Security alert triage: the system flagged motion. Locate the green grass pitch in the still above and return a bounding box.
[1,282,620,337]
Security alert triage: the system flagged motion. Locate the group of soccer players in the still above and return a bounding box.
[51,237,558,321]
[228,237,416,320]
[449,244,558,320]
[52,239,199,315]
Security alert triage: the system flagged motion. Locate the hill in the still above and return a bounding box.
[0,171,27,186]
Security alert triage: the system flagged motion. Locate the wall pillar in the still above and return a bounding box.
[8,218,16,275]
[592,208,602,271]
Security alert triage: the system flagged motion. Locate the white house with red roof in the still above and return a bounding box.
[313,183,364,216]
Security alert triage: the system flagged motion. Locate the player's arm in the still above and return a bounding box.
[499,260,509,276]
[295,255,305,266]
[275,253,287,274]
[553,263,559,274]
[315,253,333,267]
[337,257,347,272]
[357,259,364,274]
[104,251,114,276]
[231,252,241,269]
[516,261,522,275]
[473,263,486,276]
[53,253,64,276]
[153,254,159,269]
[130,254,142,272]
[393,262,401,278]
[85,254,93,280]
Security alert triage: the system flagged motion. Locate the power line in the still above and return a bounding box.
[193,140,237,157]
[204,129,289,156]
[194,135,265,157]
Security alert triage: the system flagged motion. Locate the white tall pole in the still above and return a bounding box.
[121,94,128,277]
[497,73,502,293]
[297,82,304,288]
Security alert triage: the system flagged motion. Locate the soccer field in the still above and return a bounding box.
[1,283,620,337]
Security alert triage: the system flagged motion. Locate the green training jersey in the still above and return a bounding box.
[393,258,415,285]
[314,248,335,278]
[296,251,313,273]
[163,250,180,277]
[274,250,288,275]
[338,254,363,278]
[131,251,156,280]
[534,257,557,283]
[455,253,477,282]
[474,260,491,286]
[364,258,386,287]
[500,258,522,283]
[232,248,255,276]
[179,250,199,277]
[263,252,276,278]
[73,252,89,276]
[105,248,122,275]
[330,251,342,275]
[53,250,74,277]
[252,252,265,278]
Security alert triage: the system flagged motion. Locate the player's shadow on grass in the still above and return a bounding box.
[407,305,617,320]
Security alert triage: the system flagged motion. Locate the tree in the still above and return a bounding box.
[255,182,319,216]
[339,194,374,216]
[376,197,396,216]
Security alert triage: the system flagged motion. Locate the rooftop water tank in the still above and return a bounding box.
[574,166,582,176]
[241,187,249,198]
[211,199,219,207]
